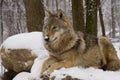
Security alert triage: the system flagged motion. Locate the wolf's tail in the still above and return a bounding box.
[98,36,120,71]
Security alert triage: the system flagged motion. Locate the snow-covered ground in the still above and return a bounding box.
[0,32,120,80]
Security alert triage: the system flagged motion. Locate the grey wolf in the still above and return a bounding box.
[41,9,120,74]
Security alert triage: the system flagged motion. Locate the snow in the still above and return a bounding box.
[113,42,120,59]
[51,67,120,80]
[0,32,47,56]
[31,56,48,76]
[1,32,44,49]
[13,72,40,80]
[0,32,120,80]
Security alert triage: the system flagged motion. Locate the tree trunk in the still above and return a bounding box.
[46,0,49,8]
[23,0,45,32]
[98,0,106,36]
[0,0,3,44]
[64,0,66,13]
[0,0,4,74]
[2,0,27,39]
[111,0,116,38]
[55,0,58,12]
[85,0,98,36]
[69,0,71,7]
[117,0,120,39]
[72,0,85,32]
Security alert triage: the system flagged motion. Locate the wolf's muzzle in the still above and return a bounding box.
[44,36,49,42]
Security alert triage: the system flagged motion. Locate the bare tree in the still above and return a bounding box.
[0,0,3,44]
[98,0,106,36]
[64,0,66,13]
[111,0,116,38]
[117,0,120,39]
[46,0,49,7]
[55,0,58,12]
[72,0,85,31]
[16,0,27,33]
[0,0,4,75]
[2,0,27,40]
[52,0,54,10]
[23,0,45,32]
[85,0,98,36]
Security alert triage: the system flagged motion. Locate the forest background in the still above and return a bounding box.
[0,0,120,75]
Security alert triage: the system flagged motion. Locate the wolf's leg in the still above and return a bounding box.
[107,60,120,71]
[98,36,120,71]
[46,60,74,73]
[40,56,58,74]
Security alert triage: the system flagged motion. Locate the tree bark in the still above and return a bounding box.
[64,0,66,13]
[55,0,58,12]
[46,0,49,7]
[85,0,98,36]
[72,0,85,32]
[0,0,4,74]
[23,0,45,32]
[98,0,106,36]
[0,0,3,44]
[2,0,27,39]
[111,0,116,38]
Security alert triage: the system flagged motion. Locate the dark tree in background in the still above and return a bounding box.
[111,0,116,38]
[0,0,120,41]
[0,0,3,44]
[23,0,45,32]
[85,0,98,36]
[72,0,85,32]
[98,0,106,36]
[55,0,58,12]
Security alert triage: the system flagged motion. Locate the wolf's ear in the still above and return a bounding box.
[45,10,52,18]
[57,9,66,20]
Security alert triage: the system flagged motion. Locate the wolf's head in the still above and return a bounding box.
[43,10,78,53]
[43,9,73,43]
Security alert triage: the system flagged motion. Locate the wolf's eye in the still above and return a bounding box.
[52,26,57,30]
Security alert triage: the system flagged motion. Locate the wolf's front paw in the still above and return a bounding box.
[40,73,50,80]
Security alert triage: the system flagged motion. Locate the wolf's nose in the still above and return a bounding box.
[44,36,49,42]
